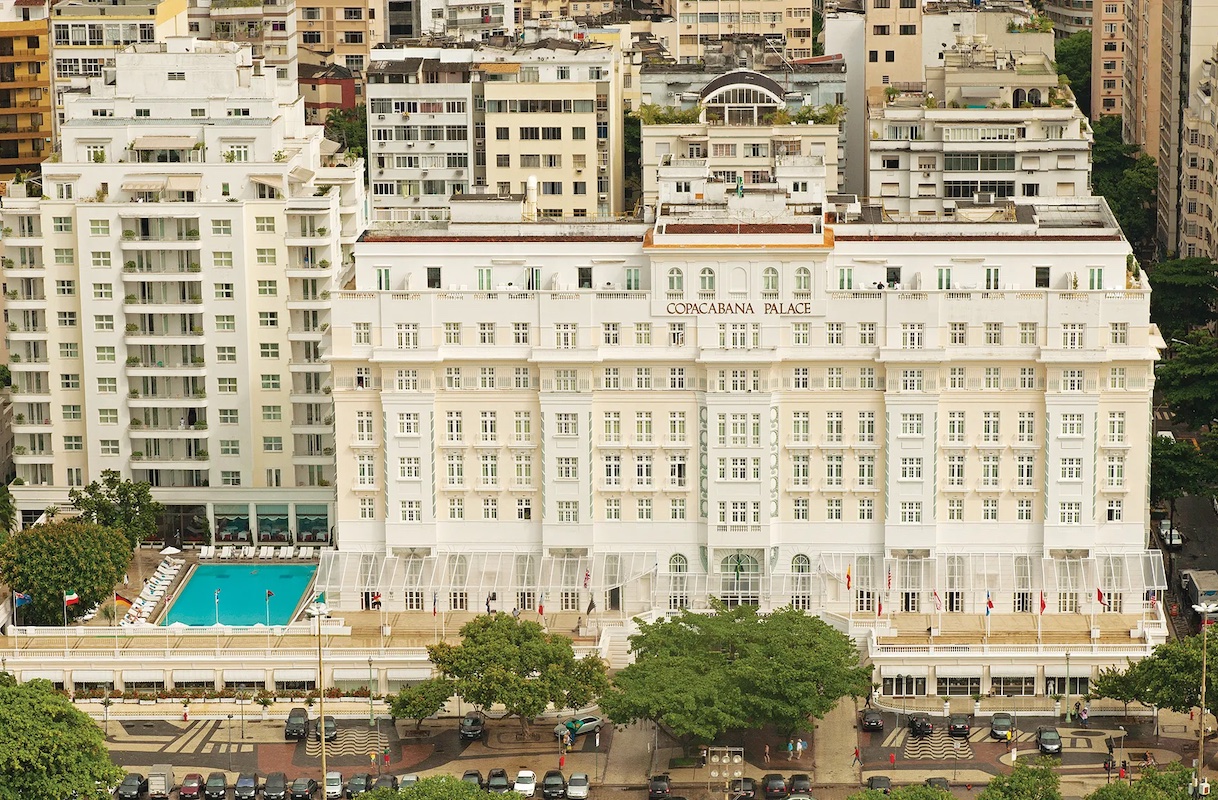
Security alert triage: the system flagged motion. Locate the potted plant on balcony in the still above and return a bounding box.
[126,355,140,365]
[131,452,144,460]
[124,261,137,271]
[122,230,136,240]
[184,230,199,240]
[4,290,16,299]
[316,227,327,236]
[124,294,137,303]
[12,446,26,455]
[125,323,139,332]
[1,257,13,268]
[130,418,142,427]
[318,259,330,269]
[13,413,23,424]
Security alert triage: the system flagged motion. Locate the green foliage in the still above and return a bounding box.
[389,677,455,730]
[1149,431,1207,505]
[427,613,609,733]
[623,105,641,212]
[0,483,15,541]
[631,104,702,125]
[1155,332,1218,431]
[1091,663,1150,715]
[68,469,163,549]
[0,519,130,625]
[325,105,368,179]
[1054,31,1091,116]
[849,786,951,800]
[978,757,1061,800]
[1084,763,1194,799]
[600,601,870,746]
[1148,257,1218,341]
[0,678,123,800]
[0,364,9,388]
[1092,633,1218,719]
[365,775,522,800]
[793,103,847,125]
[1091,115,1158,256]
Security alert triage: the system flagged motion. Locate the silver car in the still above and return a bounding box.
[553,715,603,739]
[567,773,590,800]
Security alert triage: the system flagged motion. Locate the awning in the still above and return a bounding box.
[386,667,434,681]
[989,666,1036,679]
[133,136,197,150]
[166,175,202,192]
[21,669,64,682]
[1044,666,1090,678]
[122,178,166,192]
[934,666,982,678]
[273,668,317,682]
[250,175,284,190]
[289,166,315,183]
[72,669,115,683]
[320,139,341,155]
[222,669,266,682]
[122,669,165,683]
[960,86,1000,98]
[172,669,215,682]
[879,665,929,678]
[332,668,374,681]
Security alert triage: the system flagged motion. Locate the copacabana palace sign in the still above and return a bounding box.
[666,301,815,315]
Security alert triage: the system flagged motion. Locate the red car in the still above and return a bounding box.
[180,774,204,799]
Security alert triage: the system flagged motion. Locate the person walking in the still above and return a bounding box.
[1080,707,1089,728]
[787,739,795,761]
[763,744,770,765]
[1005,728,1012,751]
[797,738,806,760]
[852,746,861,766]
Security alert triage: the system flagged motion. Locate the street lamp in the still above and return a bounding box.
[1194,602,1218,790]
[307,600,332,785]
[368,657,375,728]
[226,713,233,771]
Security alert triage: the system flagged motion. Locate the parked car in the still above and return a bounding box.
[325,772,343,800]
[788,774,812,795]
[344,773,372,797]
[925,778,950,790]
[867,776,892,795]
[566,773,590,800]
[514,770,537,798]
[761,773,788,800]
[908,713,933,737]
[399,776,419,787]
[264,773,288,800]
[459,713,487,741]
[1036,726,1063,754]
[285,707,310,740]
[989,713,1014,740]
[234,773,259,799]
[648,774,672,800]
[947,715,971,738]
[729,777,757,798]
[117,773,147,800]
[1162,520,1184,549]
[178,775,203,800]
[370,776,397,793]
[487,770,512,794]
[313,716,337,742]
[553,715,603,739]
[203,773,227,800]
[289,777,319,800]
[541,770,567,799]
[860,709,884,731]
[461,771,484,789]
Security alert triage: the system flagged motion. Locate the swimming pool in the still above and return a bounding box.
[162,564,317,626]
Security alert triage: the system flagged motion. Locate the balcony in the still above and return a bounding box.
[124,325,205,343]
[120,231,201,248]
[123,295,204,313]
[122,263,202,278]
[12,446,53,463]
[131,450,210,465]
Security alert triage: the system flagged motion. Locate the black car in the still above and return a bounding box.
[370,776,397,792]
[289,778,319,800]
[285,707,310,740]
[314,716,337,742]
[541,770,566,800]
[264,773,288,800]
[947,715,971,738]
[234,773,259,799]
[860,709,884,731]
[761,773,788,800]
[487,770,512,794]
[117,774,147,800]
[788,775,811,795]
[345,773,372,797]
[1036,726,1063,755]
[461,771,485,790]
[204,773,227,800]
[729,777,757,798]
[989,713,1014,740]
[909,713,933,737]
[868,776,892,795]
[925,777,950,791]
[648,774,672,800]
[459,713,487,741]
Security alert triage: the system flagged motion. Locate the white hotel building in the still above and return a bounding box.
[324,155,1168,689]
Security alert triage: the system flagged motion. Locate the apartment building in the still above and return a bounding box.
[0,38,365,542]
[365,39,622,222]
[321,155,1164,683]
[1091,0,1124,118]
[299,51,357,125]
[862,0,922,90]
[1122,0,1161,155]
[297,0,380,80]
[1041,0,1092,35]
[0,0,51,181]
[867,46,1091,214]
[657,0,821,65]
[187,0,298,82]
[415,0,515,39]
[1176,45,1218,259]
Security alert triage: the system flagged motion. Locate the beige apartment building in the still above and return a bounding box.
[862,0,922,90]
[188,0,298,82]
[1091,0,1124,118]
[658,0,821,64]
[1175,44,1218,259]
[298,0,380,80]
[1041,0,1091,34]
[1122,0,1160,154]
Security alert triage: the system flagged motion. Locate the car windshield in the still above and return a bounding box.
[545,776,563,785]
[570,777,588,787]
[184,779,201,788]
[292,780,310,789]
[207,777,225,787]
[1041,731,1061,742]
[489,776,509,787]
[237,778,254,787]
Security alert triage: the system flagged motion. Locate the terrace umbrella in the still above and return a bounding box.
[160,546,182,556]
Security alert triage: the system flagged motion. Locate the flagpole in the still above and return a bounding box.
[266,591,271,655]
[63,590,68,657]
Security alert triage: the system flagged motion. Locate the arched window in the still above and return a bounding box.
[667,267,684,292]
[795,266,811,292]
[1027,88,1042,106]
[447,554,469,611]
[669,553,689,610]
[1102,556,1124,613]
[669,553,689,573]
[854,555,874,613]
[762,267,779,293]
[700,267,716,292]
[1013,88,1027,107]
[945,555,964,612]
[791,554,812,610]
[720,553,760,607]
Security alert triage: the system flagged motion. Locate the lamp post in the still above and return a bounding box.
[1194,602,1218,790]
[368,657,375,728]
[226,713,233,771]
[307,601,331,785]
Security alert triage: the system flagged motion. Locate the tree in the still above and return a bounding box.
[427,613,609,735]
[1054,31,1091,118]
[1148,257,1218,341]
[1090,115,1158,258]
[0,482,16,541]
[600,601,871,747]
[366,775,519,800]
[848,787,951,800]
[622,105,641,212]
[631,104,702,125]
[0,519,130,625]
[1091,663,1150,716]
[389,677,455,731]
[1085,764,1193,799]
[325,106,367,158]
[977,757,1061,800]
[1149,432,1207,509]
[0,677,123,800]
[68,469,162,549]
[1092,632,1218,719]
[1156,332,1218,430]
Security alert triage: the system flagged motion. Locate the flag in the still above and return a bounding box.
[538,593,545,616]
[1150,592,1158,610]
[63,591,79,606]
[1039,591,1047,615]
[432,592,437,617]
[114,593,133,611]
[887,568,892,591]
[587,596,596,614]
[1097,587,1107,607]
[12,591,30,608]
[985,590,993,616]
[583,568,591,589]
[934,590,942,612]
[876,599,883,617]
[845,565,852,591]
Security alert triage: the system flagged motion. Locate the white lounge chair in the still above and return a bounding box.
[241,545,255,559]
[199,546,213,560]
[219,545,233,560]
[298,546,313,559]
[282,546,296,560]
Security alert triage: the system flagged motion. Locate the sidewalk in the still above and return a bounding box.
[813,698,862,784]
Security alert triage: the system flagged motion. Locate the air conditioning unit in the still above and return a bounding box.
[598,193,607,200]
[377,114,385,120]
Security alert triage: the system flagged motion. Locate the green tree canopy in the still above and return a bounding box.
[1084,763,1193,799]
[366,775,522,800]
[1156,332,1218,430]
[325,105,367,157]
[1091,632,1218,718]
[0,519,130,625]
[0,483,15,541]
[427,613,609,734]
[68,469,162,549]
[600,601,871,747]
[1090,114,1158,256]
[389,677,455,731]
[0,676,123,800]
[632,104,702,125]
[1150,432,1207,508]
[848,786,951,800]
[1148,257,1218,341]
[1054,31,1091,118]
[978,757,1061,800]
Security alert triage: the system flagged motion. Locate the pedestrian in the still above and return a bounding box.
[787,739,794,761]
[1005,729,1011,750]
[512,607,520,619]
[797,738,806,760]
[1080,707,1089,728]
[852,746,861,766]
[1073,701,1081,720]
[763,744,770,765]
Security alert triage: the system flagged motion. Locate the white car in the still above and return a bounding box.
[514,770,537,797]
[324,772,343,800]
[566,773,590,800]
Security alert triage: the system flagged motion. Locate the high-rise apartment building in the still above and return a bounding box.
[0,37,365,541]
[658,0,822,64]
[1091,0,1125,118]
[365,39,622,223]
[297,0,380,81]
[1041,0,1092,34]
[1176,44,1218,259]
[415,0,515,39]
[187,0,298,82]
[0,0,51,181]
[1122,0,1162,155]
